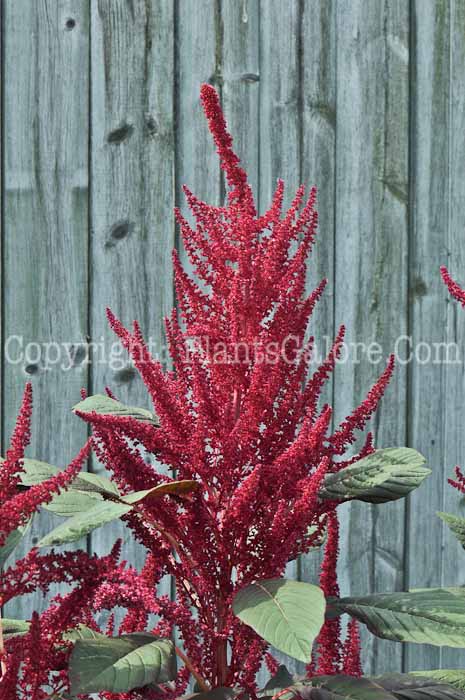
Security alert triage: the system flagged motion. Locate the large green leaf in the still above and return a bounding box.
[16,457,59,486]
[2,619,30,640]
[71,470,120,497]
[328,588,465,647]
[376,673,465,699]
[411,670,465,692]
[68,633,176,695]
[73,394,159,426]
[38,500,133,547]
[438,512,465,549]
[44,490,104,517]
[319,448,430,503]
[10,455,120,501]
[232,578,325,663]
[259,673,465,700]
[2,448,121,507]
[63,624,107,642]
[0,519,32,568]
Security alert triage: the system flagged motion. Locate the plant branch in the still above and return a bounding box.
[175,645,210,692]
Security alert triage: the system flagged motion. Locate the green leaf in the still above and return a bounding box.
[44,490,104,517]
[68,633,176,695]
[63,624,107,643]
[232,578,325,663]
[11,455,120,499]
[2,619,30,640]
[260,674,465,700]
[375,672,465,699]
[71,471,120,497]
[438,512,465,548]
[122,480,199,504]
[411,670,465,692]
[328,588,465,647]
[73,394,159,426]
[38,500,133,547]
[319,448,430,503]
[17,458,59,486]
[0,519,32,568]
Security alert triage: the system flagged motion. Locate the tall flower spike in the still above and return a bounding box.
[311,510,342,676]
[77,85,395,692]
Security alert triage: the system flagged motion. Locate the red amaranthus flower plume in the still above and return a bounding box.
[441,266,465,307]
[73,84,394,693]
[442,267,465,498]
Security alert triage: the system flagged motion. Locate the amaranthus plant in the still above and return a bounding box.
[2,87,465,699]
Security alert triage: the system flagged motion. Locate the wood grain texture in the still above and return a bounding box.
[89,0,175,624]
[334,0,409,675]
[441,0,465,672]
[406,0,465,673]
[176,0,220,217]
[222,0,260,202]
[2,0,90,619]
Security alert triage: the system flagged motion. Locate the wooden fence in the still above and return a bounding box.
[2,0,465,677]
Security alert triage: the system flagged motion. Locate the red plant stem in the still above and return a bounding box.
[175,645,210,692]
[215,595,229,686]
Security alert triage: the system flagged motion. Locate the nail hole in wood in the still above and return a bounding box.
[65,17,76,30]
[104,220,135,249]
[107,122,134,144]
[24,364,39,375]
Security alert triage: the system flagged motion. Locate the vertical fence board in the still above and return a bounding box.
[89,0,175,622]
[441,0,465,672]
[407,0,459,673]
[222,0,260,202]
[406,0,450,673]
[259,0,302,674]
[176,0,220,218]
[3,0,89,618]
[334,0,409,674]
[298,0,337,606]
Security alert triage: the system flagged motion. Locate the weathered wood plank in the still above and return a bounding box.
[3,0,89,618]
[259,0,302,675]
[176,0,220,216]
[222,0,260,203]
[334,0,409,675]
[89,0,175,622]
[298,0,337,619]
[406,0,465,673]
[440,0,465,673]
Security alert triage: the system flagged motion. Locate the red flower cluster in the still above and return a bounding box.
[0,85,395,697]
[441,266,465,307]
[75,84,393,692]
[442,267,465,497]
